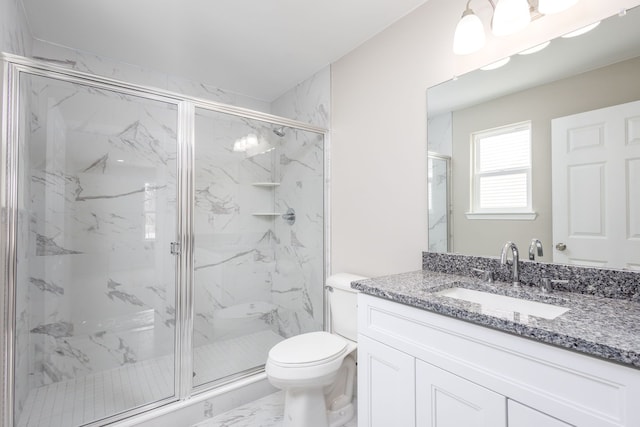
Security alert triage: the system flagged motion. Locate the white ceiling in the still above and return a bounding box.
[21,0,428,101]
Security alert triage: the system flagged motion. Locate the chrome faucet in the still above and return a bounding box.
[500,241,520,286]
[528,238,543,261]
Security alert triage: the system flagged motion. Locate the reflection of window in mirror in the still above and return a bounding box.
[467,121,536,220]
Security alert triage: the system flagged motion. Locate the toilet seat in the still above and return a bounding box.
[268,331,348,368]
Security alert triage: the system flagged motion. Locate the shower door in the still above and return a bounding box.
[191,107,325,388]
[9,71,180,426]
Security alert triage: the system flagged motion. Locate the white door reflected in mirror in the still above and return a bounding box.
[551,99,640,270]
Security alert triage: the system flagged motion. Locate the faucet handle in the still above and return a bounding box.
[529,238,544,261]
[540,278,569,293]
[472,268,494,283]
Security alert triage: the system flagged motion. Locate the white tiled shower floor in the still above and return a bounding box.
[17,330,283,427]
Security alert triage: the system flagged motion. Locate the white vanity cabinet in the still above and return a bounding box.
[358,335,416,426]
[416,360,506,426]
[357,293,640,427]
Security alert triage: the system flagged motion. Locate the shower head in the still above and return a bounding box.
[273,126,286,137]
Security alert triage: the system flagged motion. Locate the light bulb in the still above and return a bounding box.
[492,0,531,37]
[538,0,579,15]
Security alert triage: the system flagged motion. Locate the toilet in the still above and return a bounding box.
[265,273,366,427]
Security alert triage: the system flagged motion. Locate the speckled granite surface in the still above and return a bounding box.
[423,252,640,302]
[352,269,640,369]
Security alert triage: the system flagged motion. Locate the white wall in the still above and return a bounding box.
[330,0,640,278]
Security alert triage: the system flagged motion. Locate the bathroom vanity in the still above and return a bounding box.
[353,267,640,427]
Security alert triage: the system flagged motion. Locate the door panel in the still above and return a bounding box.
[552,100,640,269]
[14,72,179,427]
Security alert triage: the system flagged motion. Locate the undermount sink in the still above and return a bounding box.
[435,287,570,320]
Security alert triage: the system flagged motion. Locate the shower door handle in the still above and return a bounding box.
[170,242,181,255]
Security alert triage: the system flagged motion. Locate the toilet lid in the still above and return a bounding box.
[269,331,348,366]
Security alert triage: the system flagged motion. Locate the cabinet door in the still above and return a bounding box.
[508,400,573,427]
[416,360,507,427]
[358,334,416,427]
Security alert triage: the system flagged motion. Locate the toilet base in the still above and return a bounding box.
[328,401,355,427]
[282,389,355,427]
[283,387,329,427]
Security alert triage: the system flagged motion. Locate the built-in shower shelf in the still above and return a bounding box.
[251,182,280,187]
[252,212,282,217]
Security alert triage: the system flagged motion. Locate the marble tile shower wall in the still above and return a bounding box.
[0,0,33,57]
[191,119,325,344]
[271,130,325,336]
[30,40,272,113]
[22,78,179,393]
[270,67,329,336]
[193,66,330,343]
[271,67,330,129]
[192,113,278,346]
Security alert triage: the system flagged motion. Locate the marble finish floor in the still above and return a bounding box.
[194,392,358,427]
[17,330,283,427]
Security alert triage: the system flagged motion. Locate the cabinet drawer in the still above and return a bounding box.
[358,294,640,427]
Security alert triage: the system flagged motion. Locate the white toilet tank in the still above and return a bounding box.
[327,273,368,342]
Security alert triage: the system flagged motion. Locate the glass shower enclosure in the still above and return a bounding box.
[1,54,326,427]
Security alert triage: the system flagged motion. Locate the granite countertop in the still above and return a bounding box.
[352,270,640,369]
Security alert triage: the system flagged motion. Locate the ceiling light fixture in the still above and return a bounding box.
[453,0,580,55]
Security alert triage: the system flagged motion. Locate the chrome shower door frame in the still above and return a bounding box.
[1,54,190,427]
[0,52,330,427]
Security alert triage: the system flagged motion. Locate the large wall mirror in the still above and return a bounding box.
[427,6,640,270]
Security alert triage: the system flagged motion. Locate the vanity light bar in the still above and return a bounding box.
[453,0,580,55]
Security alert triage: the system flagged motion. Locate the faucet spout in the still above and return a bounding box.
[528,238,543,261]
[500,241,520,286]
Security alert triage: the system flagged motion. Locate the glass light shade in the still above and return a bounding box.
[561,21,600,38]
[480,57,511,71]
[453,11,486,55]
[492,0,531,37]
[538,0,579,15]
[518,41,551,55]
